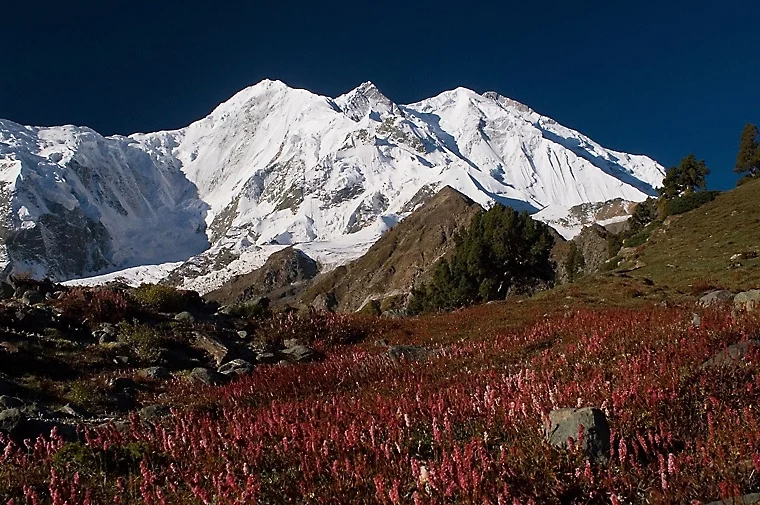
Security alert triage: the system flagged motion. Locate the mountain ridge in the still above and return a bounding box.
[0,79,665,287]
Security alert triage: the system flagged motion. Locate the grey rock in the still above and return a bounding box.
[192,332,232,366]
[56,404,90,419]
[218,359,254,377]
[174,311,196,323]
[283,338,304,349]
[699,290,734,307]
[139,367,171,380]
[190,367,228,386]
[0,408,24,434]
[139,404,172,422]
[735,290,760,312]
[703,340,760,369]
[279,344,322,363]
[256,352,279,364]
[691,313,702,328]
[113,355,130,365]
[705,494,760,505]
[237,330,248,339]
[545,407,610,463]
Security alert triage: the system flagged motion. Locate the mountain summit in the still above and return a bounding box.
[0,80,665,289]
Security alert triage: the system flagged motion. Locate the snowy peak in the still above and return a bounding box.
[335,81,401,122]
[0,79,665,289]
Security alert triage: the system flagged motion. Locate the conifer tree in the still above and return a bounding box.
[659,154,709,198]
[735,123,760,177]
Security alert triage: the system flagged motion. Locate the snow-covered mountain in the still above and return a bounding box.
[0,79,665,290]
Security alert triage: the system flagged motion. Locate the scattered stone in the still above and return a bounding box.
[56,404,90,419]
[546,407,611,463]
[99,333,118,345]
[113,355,130,365]
[237,330,248,339]
[139,404,172,422]
[189,367,228,386]
[283,338,304,349]
[279,345,322,363]
[174,311,196,323]
[705,494,760,505]
[702,341,760,369]
[735,290,760,312]
[0,408,24,434]
[139,367,171,380]
[699,290,734,308]
[691,313,702,328]
[256,352,279,365]
[217,359,254,377]
[311,292,338,313]
[387,345,435,363]
[192,333,232,366]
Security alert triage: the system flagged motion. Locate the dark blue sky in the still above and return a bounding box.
[2,0,758,189]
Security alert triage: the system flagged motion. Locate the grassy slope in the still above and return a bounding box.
[633,178,760,293]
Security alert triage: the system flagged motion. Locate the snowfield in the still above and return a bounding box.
[1,80,665,290]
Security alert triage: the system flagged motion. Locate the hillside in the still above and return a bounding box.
[206,186,483,311]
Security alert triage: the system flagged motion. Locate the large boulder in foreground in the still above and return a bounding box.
[545,407,610,463]
[735,290,760,312]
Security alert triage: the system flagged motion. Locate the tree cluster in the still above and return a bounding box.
[659,154,710,199]
[409,205,555,313]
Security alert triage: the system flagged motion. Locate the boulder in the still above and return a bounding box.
[0,408,77,442]
[279,345,322,363]
[545,407,610,463]
[139,404,172,422]
[139,367,171,380]
[174,311,196,323]
[705,494,760,505]
[256,352,279,365]
[703,341,760,369]
[699,290,734,307]
[55,404,90,419]
[189,367,228,386]
[192,333,232,366]
[217,359,254,377]
[735,290,760,312]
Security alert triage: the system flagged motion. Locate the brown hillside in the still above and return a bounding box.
[299,186,482,312]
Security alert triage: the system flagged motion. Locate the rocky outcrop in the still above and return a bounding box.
[206,247,318,305]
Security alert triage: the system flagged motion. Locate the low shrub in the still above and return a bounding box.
[130,284,197,313]
[117,320,165,362]
[663,190,719,216]
[225,297,271,319]
[56,287,132,324]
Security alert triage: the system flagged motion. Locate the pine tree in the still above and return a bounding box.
[735,123,760,177]
[659,154,709,198]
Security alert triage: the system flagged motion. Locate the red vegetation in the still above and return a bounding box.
[2,305,760,504]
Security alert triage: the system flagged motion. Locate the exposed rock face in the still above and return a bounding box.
[545,407,611,463]
[206,247,318,305]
